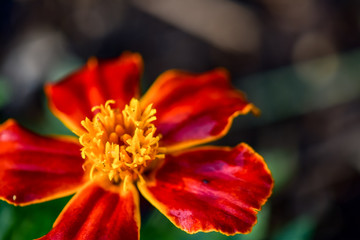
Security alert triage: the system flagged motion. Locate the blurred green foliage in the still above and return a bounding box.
[272,215,315,240]
[0,197,71,240]
[238,50,360,125]
[0,77,10,109]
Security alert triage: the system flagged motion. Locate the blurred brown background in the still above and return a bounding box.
[0,0,360,239]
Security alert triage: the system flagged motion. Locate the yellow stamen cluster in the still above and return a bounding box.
[78,98,165,184]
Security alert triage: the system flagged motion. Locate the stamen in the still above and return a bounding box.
[78,98,165,184]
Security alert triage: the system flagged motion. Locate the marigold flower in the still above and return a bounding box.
[0,52,273,239]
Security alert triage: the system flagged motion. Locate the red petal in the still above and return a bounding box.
[46,52,143,133]
[0,119,86,206]
[141,69,256,152]
[138,143,273,235]
[39,181,140,240]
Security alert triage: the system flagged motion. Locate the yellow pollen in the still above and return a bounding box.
[78,98,165,184]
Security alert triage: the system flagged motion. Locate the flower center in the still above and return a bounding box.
[78,98,165,184]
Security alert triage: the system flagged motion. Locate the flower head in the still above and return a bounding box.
[79,98,164,185]
[0,52,273,239]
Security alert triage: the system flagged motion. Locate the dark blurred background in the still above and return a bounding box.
[0,0,360,239]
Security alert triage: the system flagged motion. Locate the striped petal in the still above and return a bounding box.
[141,69,256,152]
[39,181,140,240]
[0,120,86,206]
[46,52,143,133]
[138,143,273,235]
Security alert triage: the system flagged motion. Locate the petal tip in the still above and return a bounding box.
[0,118,17,129]
[213,67,230,78]
[120,51,144,69]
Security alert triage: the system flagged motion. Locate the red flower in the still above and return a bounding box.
[0,52,273,239]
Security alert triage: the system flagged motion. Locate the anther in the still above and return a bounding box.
[77,98,165,184]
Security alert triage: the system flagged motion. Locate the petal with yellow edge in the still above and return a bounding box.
[141,69,256,152]
[138,143,273,235]
[46,52,143,133]
[0,119,87,206]
[39,181,140,240]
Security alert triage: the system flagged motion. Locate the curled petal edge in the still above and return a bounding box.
[138,143,273,235]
